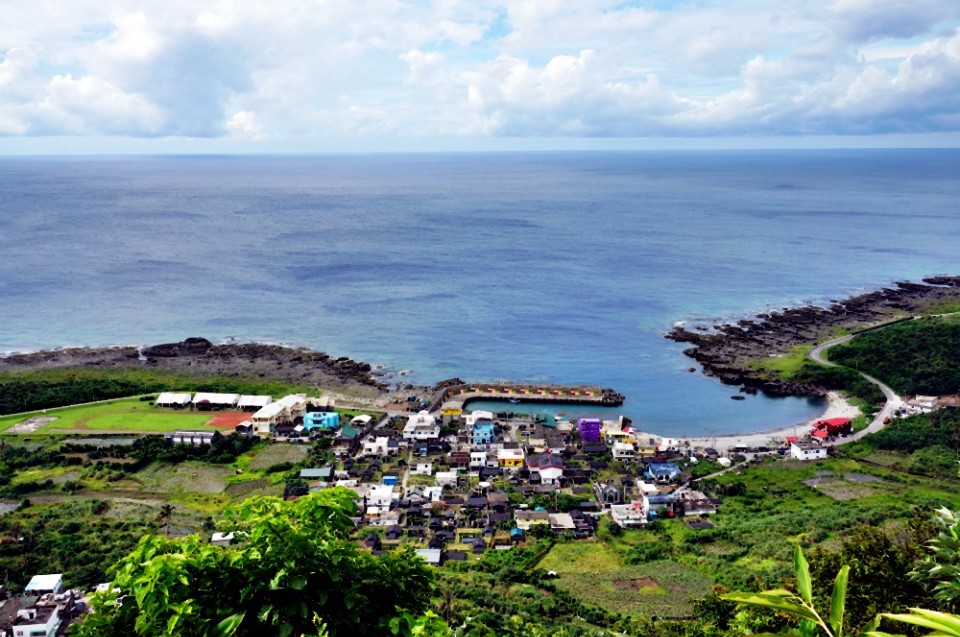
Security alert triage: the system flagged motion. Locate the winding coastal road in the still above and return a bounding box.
[807,333,902,445]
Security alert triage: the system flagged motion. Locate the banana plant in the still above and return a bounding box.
[870,608,960,637]
[722,545,879,637]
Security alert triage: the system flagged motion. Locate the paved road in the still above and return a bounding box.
[807,334,902,446]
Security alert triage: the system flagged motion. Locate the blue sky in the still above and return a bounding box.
[1,0,959,152]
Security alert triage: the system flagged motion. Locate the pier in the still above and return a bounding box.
[431,382,624,413]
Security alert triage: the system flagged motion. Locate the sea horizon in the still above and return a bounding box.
[3,149,958,435]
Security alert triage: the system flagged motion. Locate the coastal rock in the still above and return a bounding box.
[664,276,960,399]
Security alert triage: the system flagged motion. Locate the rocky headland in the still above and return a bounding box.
[0,337,389,396]
[665,276,960,397]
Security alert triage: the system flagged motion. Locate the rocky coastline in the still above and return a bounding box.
[0,337,390,395]
[665,276,960,397]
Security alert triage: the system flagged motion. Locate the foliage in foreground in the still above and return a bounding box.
[77,489,436,637]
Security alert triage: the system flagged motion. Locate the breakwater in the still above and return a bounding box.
[433,383,625,412]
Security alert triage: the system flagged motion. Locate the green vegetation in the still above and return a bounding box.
[0,367,313,415]
[828,316,960,396]
[78,489,436,637]
[751,345,814,378]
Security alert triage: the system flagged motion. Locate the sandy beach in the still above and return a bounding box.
[645,391,861,452]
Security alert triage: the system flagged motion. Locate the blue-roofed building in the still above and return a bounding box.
[645,461,682,484]
[303,411,340,431]
[472,420,495,446]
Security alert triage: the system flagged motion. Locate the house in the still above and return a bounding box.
[548,513,577,534]
[403,411,440,440]
[811,417,852,437]
[237,395,272,411]
[23,574,62,596]
[413,462,433,476]
[514,510,550,530]
[167,430,216,446]
[192,392,240,410]
[10,605,59,637]
[470,451,487,469]
[415,548,442,566]
[210,532,236,547]
[612,441,637,461]
[362,436,391,457]
[577,418,601,442]
[471,420,496,446]
[527,454,564,485]
[790,441,828,461]
[235,421,255,437]
[351,414,374,427]
[448,451,470,467]
[155,392,192,408]
[300,467,333,481]
[610,500,649,528]
[498,448,525,469]
[464,410,495,425]
[645,461,681,483]
[434,471,459,487]
[303,411,340,431]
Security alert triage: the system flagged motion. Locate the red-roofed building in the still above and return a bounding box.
[812,417,852,436]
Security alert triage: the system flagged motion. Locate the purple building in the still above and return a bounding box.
[577,418,601,442]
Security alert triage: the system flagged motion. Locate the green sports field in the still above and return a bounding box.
[0,397,222,434]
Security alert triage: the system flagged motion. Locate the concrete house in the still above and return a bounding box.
[471,420,496,446]
[403,411,439,441]
[612,441,637,461]
[790,441,828,461]
[303,411,340,431]
[577,418,601,442]
[497,448,525,470]
[527,454,564,485]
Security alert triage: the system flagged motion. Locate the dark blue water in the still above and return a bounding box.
[2,150,958,435]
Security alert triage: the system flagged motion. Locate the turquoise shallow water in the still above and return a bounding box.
[1,150,958,434]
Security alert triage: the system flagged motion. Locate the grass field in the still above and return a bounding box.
[0,397,224,434]
[551,560,714,618]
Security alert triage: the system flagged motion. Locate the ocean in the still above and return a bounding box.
[2,150,958,435]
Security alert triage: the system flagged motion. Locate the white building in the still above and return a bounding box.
[413,462,433,476]
[155,392,192,408]
[12,606,59,637]
[464,410,495,425]
[276,394,308,419]
[612,441,637,461]
[24,574,62,595]
[237,395,273,410]
[403,411,439,440]
[790,441,828,461]
[470,451,487,469]
[610,499,650,528]
[192,392,240,409]
[362,436,391,457]
[252,402,287,437]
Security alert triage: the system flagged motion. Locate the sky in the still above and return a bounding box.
[1,0,960,153]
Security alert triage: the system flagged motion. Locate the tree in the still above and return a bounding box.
[78,488,438,637]
[723,545,878,637]
[807,526,930,633]
[912,507,960,611]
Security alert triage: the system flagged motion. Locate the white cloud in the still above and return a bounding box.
[0,0,958,145]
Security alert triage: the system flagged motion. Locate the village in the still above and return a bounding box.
[151,387,870,565]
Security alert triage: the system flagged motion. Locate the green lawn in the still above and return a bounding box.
[749,344,813,378]
[551,560,714,618]
[0,397,218,434]
[539,541,624,573]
